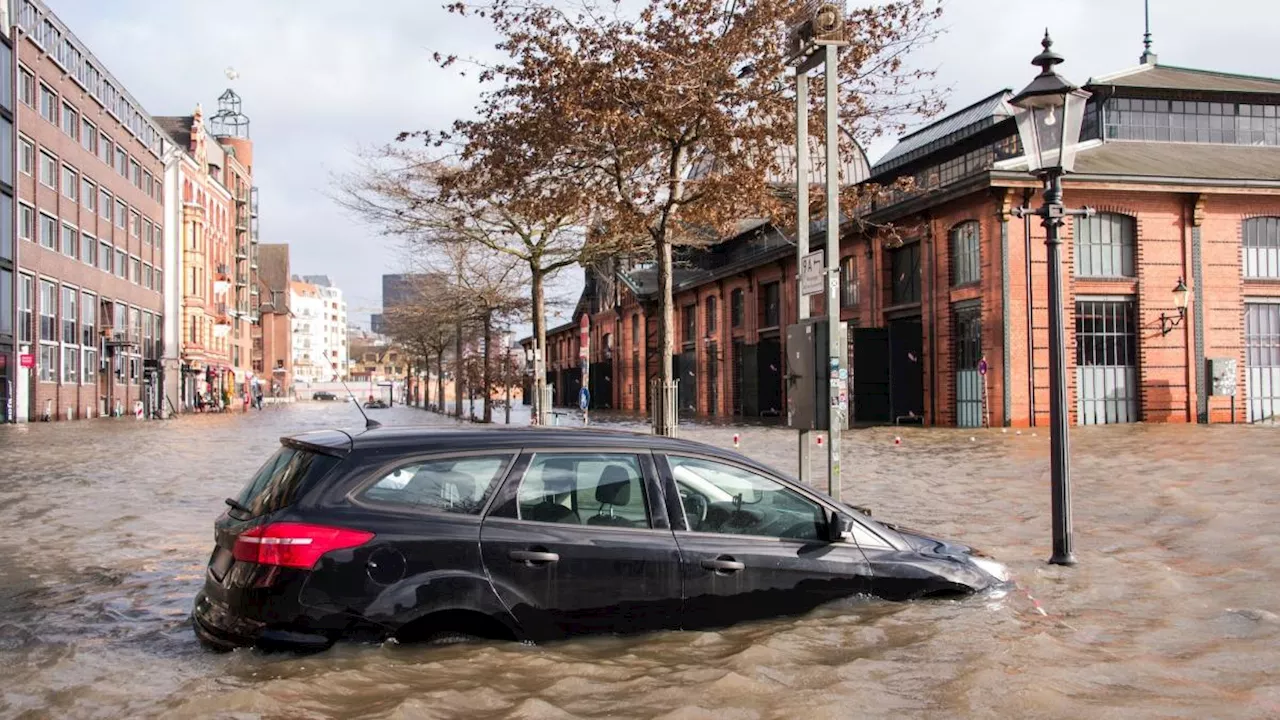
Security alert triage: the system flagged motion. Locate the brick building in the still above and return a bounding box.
[254,242,293,396]
[1,17,16,422]
[9,0,169,421]
[535,53,1280,428]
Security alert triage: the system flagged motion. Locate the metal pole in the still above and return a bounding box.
[795,66,812,485]
[1043,171,1075,565]
[823,42,844,503]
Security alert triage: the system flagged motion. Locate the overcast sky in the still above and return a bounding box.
[50,0,1277,332]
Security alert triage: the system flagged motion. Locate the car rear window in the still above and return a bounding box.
[359,455,512,515]
[234,446,341,518]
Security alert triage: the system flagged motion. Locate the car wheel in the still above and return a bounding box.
[420,630,478,646]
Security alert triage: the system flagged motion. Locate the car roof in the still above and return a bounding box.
[283,425,745,458]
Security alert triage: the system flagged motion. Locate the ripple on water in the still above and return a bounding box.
[2,405,1280,718]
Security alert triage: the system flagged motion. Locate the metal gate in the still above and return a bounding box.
[1245,301,1280,423]
[954,304,983,428]
[1075,298,1139,425]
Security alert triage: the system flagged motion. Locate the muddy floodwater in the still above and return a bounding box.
[1,404,1278,719]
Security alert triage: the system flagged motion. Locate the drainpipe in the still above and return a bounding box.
[1023,188,1035,426]
[925,217,937,426]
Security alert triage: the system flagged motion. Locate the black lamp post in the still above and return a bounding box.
[1009,31,1092,566]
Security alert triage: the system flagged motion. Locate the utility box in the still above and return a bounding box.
[786,318,847,431]
[1208,357,1237,397]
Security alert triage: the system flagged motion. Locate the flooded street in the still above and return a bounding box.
[2,404,1279,719]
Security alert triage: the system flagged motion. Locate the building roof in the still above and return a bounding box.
[872,90,1013,174]
[1070,141,1280,182]
[1088,63,1280,95]
[154,115,193,152]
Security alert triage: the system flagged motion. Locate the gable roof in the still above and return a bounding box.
[1088,64,1280,95]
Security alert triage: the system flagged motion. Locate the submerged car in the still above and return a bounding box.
[192,426,1009,652]
[312,391,338,401]
[364,399,389,409]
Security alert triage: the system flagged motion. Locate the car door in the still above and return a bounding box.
[301,450,519,629]
[480,449,683,641]
[656,453,873,630]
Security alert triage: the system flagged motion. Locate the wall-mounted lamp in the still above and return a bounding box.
[1159,278,1189,335]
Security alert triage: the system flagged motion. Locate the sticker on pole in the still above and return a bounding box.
[579,387,590,411]
[978,358,988,376]
[800,251,824,296]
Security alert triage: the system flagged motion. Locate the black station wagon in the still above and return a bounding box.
[193,426,1010,651]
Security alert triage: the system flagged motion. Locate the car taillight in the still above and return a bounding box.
[232,522,374,570]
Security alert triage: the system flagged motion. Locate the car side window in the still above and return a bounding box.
[360,455,511,515]
[668,456,824,541]
[517,453,650,528]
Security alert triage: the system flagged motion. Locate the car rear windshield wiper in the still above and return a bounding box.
[225,497,254,516]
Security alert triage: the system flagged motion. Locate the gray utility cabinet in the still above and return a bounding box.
[785,317,846,431]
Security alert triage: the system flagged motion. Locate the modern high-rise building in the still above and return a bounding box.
[9,0,170,421]
[301,275,347,379]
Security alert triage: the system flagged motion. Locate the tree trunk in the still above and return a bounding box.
[436,351,445,414]
[482,310,493,423]
[531,266,547,423]
[422,355,431,409]
[656,233,675,435]
[454,321,464,418]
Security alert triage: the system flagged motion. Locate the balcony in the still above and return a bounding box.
[214,263,230,281]
[234,245,248,260]
[250,186,259,218]
[236,272,249,286]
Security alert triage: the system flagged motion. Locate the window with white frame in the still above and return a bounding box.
[38,213,57,250]
[39,279,57,343]
[115,249,126,278]
[98,134,111,165]
[1244,217,1280,279]
[39,83,57,123]
[100,189,112,220]
[39,151,57,188]
[81,232,96,266]
[81,118,96,153]
[129,210,139,237]
[61,285,77,345]
[82,178,95,211]
[1075,212,1137,278]
[19,137,33,175]
[130,257,141,284]
[115,200,126,228]
[61,101,77,139]
[19,67,33,106]
[62,165,77,201]
[115,146,127,176]
[61,223,77,258]
[99,241,112,273]
[950,220,981,286]
[18,204,33,242]
[18,274,34,345]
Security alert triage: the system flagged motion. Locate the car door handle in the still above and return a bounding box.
[701,557,745,573]
[509,550,560,565]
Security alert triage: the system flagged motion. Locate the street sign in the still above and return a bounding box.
[978,358,988,376]
[800,251,824,296]
[19,353,34,369]
[579,387,590,410]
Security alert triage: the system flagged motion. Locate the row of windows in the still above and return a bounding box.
[18,135,161,244]
[938,215,1280,283]
[18,70,163,204]
[16,273,160,384]
[18,202,163,293]
[1103,98,1279,147]
[17,0,166,158]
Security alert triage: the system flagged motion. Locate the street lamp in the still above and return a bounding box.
[1159,278,1189,335]
[1009,31,1092,567]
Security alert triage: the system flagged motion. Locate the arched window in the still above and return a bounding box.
[950,221,980,286]
[730,288,744,328]
[1074,212,1136,278]
[705,296,718,333]
[1244,217,1280,279]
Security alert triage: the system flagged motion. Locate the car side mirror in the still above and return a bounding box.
[825,511,854,543]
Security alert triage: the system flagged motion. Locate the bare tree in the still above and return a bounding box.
[432,0,944,434]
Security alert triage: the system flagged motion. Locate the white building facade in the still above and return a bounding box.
[289,275,347,383]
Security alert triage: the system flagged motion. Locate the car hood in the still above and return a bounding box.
[877,520,975,557]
